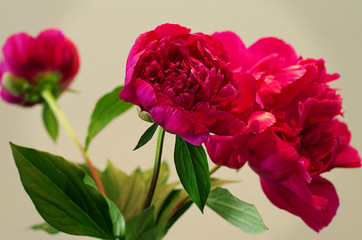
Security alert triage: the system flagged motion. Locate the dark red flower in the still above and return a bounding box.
[119,24,248,145]
[205,31,361,231]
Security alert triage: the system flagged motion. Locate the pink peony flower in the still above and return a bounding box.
[0,29,79,106]
[205,32,361,231]
[119,24,248,145]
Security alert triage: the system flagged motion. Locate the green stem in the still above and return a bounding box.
[41,89,106,195]
[209,165,221,175]
[143,127,165,210]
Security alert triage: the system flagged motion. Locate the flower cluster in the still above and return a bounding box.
[205,31,361,231]
[120,24,361,231]
[0,29,79,106]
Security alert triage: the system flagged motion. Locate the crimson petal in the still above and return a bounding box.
[205,135,249,169]
[2,33,38,79]
[261,175,339,232]
[247,37,298,68]
[149,104,209,145]
[247,132,299,181]
[211,31,248,71]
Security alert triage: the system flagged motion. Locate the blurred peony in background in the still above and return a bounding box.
[0,0,361,239]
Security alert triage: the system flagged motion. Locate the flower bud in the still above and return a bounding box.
[0,29,79,106]
[137,107,154,123]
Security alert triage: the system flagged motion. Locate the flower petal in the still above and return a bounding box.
[247,132,299,180]
[205,135,249,169]
[211,31,248,71]
[198,109,246,136]
[274,63,319,110]
[149,104,209,145]
[0,88,24,104]
[154,23,191,38]
[134,80,157,109]
[2,32,39,79]
[299,98,342,126]
[333,145,362,169]
[0,61,7,80]
[247,37,298,68]
[261,175,339,232]
[232,73,256,113]
[247,111,275,134]
[36,29,79,85]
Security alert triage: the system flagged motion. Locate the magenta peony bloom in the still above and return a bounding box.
[0,29,79,106]
[205,32,361,231]
[119,24,248,145]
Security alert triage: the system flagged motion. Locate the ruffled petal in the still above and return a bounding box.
[261,175,339,232]
[134,80,157,109]
[211,31,248,71]
[154,23,191,38]
[274,63,318,110]
[247,111,275,134]
[211,82,237,105]
[323,119,362,170]
[257,64,306,104]
[149,104,209,145]
[119,79,140,106]
[205,134,249,169]
[247,37,298,68]
[299,98,342,126]
[247,132,300,180]
[232,73,256,113]
[332,145,362,169]
[126,24,190,72]
[198,109,246,136]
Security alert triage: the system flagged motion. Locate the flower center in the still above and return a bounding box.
[135,35,232,111]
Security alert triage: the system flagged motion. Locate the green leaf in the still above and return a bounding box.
[101,161,128,204]
[138,223,166,240]
[133,123,158,151]
[117,169,148,222]
[126,207,166,240]
[85,86,133,151]
[30,222,59,235]
[211,178,238,190]
[174,136,210,212]
[10,143,125,240]
[80,159,179,227]
[152,182,180,217]
[125,207,156,240]
[99,161,177,224]
[156,190,186,225]
[155,178,236,229]
[206,187,268,234]
[42,102,58,141]
[165,199,192,231]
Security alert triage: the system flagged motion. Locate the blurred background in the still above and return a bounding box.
[1,0,361,239]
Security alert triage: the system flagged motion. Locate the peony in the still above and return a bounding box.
[205,32,361,231]
[119,24,251,145]
[0,29,79,106]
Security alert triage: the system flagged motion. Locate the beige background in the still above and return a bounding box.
[1,0,361,239]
